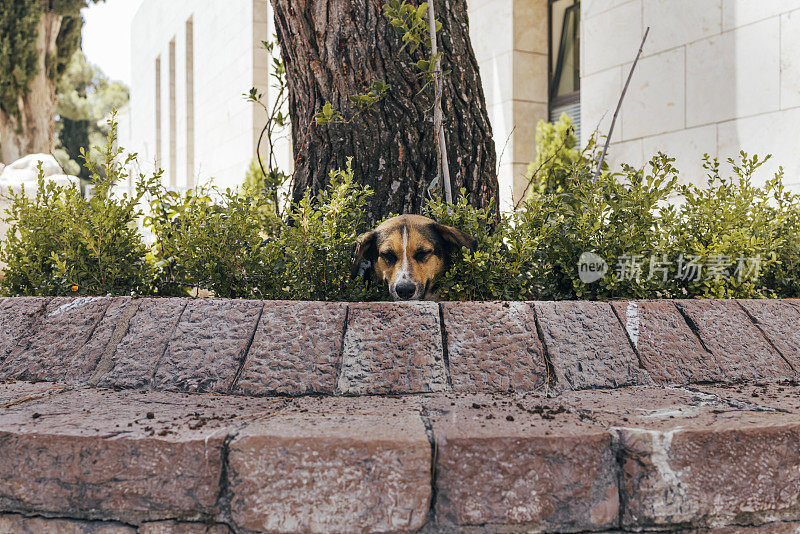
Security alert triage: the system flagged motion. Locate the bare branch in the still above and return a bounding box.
[593,27,650,182]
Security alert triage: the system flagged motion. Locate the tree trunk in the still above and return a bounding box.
[271,0,499,223]
[0,13,62,164]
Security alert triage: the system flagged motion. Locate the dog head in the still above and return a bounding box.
[351,214,476,301]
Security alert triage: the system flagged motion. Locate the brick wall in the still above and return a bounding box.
[2,297,800,532]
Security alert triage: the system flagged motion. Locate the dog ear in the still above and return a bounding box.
[351,230,378,278]
[434,223,477,254]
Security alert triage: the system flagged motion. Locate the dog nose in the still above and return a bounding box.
[395,282,417,300]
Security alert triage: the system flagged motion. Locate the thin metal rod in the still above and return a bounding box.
[593,26,650,181]
[428,0,452,203]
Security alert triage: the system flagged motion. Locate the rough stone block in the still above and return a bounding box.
[138,521,232,533]
[153,299,263,393]
[610,300,722,384]
[227,396,431,533]
[0,388,287,524]
[676,299,794,382]
[738,299,800,371]
[441,301,547,392]
[232,301,347,396]
[98,299,188,389]
[426,393,618,531]
[338,302,447,395]
[1,297,113,381]
[534,301,649,389]
[0,297,48,364]
[563,387,800,528]
[0,513,135,533]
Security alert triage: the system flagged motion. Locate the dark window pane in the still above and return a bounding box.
[551,0,580,98]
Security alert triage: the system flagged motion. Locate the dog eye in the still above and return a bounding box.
[414,250,432,262]
[380,251,397,265]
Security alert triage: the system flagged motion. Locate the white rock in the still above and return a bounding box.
[1,153,62,180]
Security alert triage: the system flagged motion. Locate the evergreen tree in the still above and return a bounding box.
[0,0,102,163]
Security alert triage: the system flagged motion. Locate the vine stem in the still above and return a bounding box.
[428,0,452,204]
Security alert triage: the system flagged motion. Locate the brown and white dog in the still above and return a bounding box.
[351,214,476,301]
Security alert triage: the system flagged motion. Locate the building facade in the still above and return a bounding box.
[126,0,284,191]
[126,0,800,208]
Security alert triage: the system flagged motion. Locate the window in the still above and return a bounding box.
[549,0,580,141]
[185,17,195,188]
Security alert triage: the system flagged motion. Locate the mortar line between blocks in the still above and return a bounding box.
[609,301,645,372]
[333,304,351,395]
[149,299,191,390]
[228,302,265,393]
[736,300,798,374]
[530,303,557,394]
[88,298,143,386]
[437,303,453,390]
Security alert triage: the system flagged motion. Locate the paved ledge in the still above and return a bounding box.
[1,383,800,532]
[3,297,800,532]
[2,297,800,394]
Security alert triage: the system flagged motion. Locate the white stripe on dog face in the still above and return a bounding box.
[395,226,410,283]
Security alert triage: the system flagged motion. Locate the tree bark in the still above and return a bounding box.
[271,0,499,223]
[0,13,62,164]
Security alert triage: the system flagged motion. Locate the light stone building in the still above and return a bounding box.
[125,0,800,210]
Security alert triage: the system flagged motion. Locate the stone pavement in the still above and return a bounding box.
[2,297,800,533]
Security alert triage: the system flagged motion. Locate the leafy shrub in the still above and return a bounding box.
[668,154,798,299]
[266,160,382,301]
[424,192,537,301]
[144,158,381,301]
[0,115,158,296]
[146,186,271,298]
[524,113,580,197]
[4,115,800,303]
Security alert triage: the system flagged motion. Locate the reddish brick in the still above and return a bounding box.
[0,387,287,524]
[441,302,547,392]
[610,300,722,384]
[138,521,232,533]
[563,387,800,529]
[681,523,800,533]
[337,302,447,394]
[0,513,135,533]
[676,299,794,382]
[232,301,347,396]
[1,297,113,381]
[153,299,263,393]
[534,301,650,389]
[0,297,48,365]
[738,299,800,371]
[227,396,431,533]
[426,393,618,531]
[98,299,188,389]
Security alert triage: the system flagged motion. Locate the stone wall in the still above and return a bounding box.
[581,0,800,188]
[3,297,800,532]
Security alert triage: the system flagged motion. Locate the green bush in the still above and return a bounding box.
[144,158,381,301]
[3,115,799,302]
[146,186,271,298]
[0,115,158,296]
[524,113,581,197]
[266,160,382,302]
